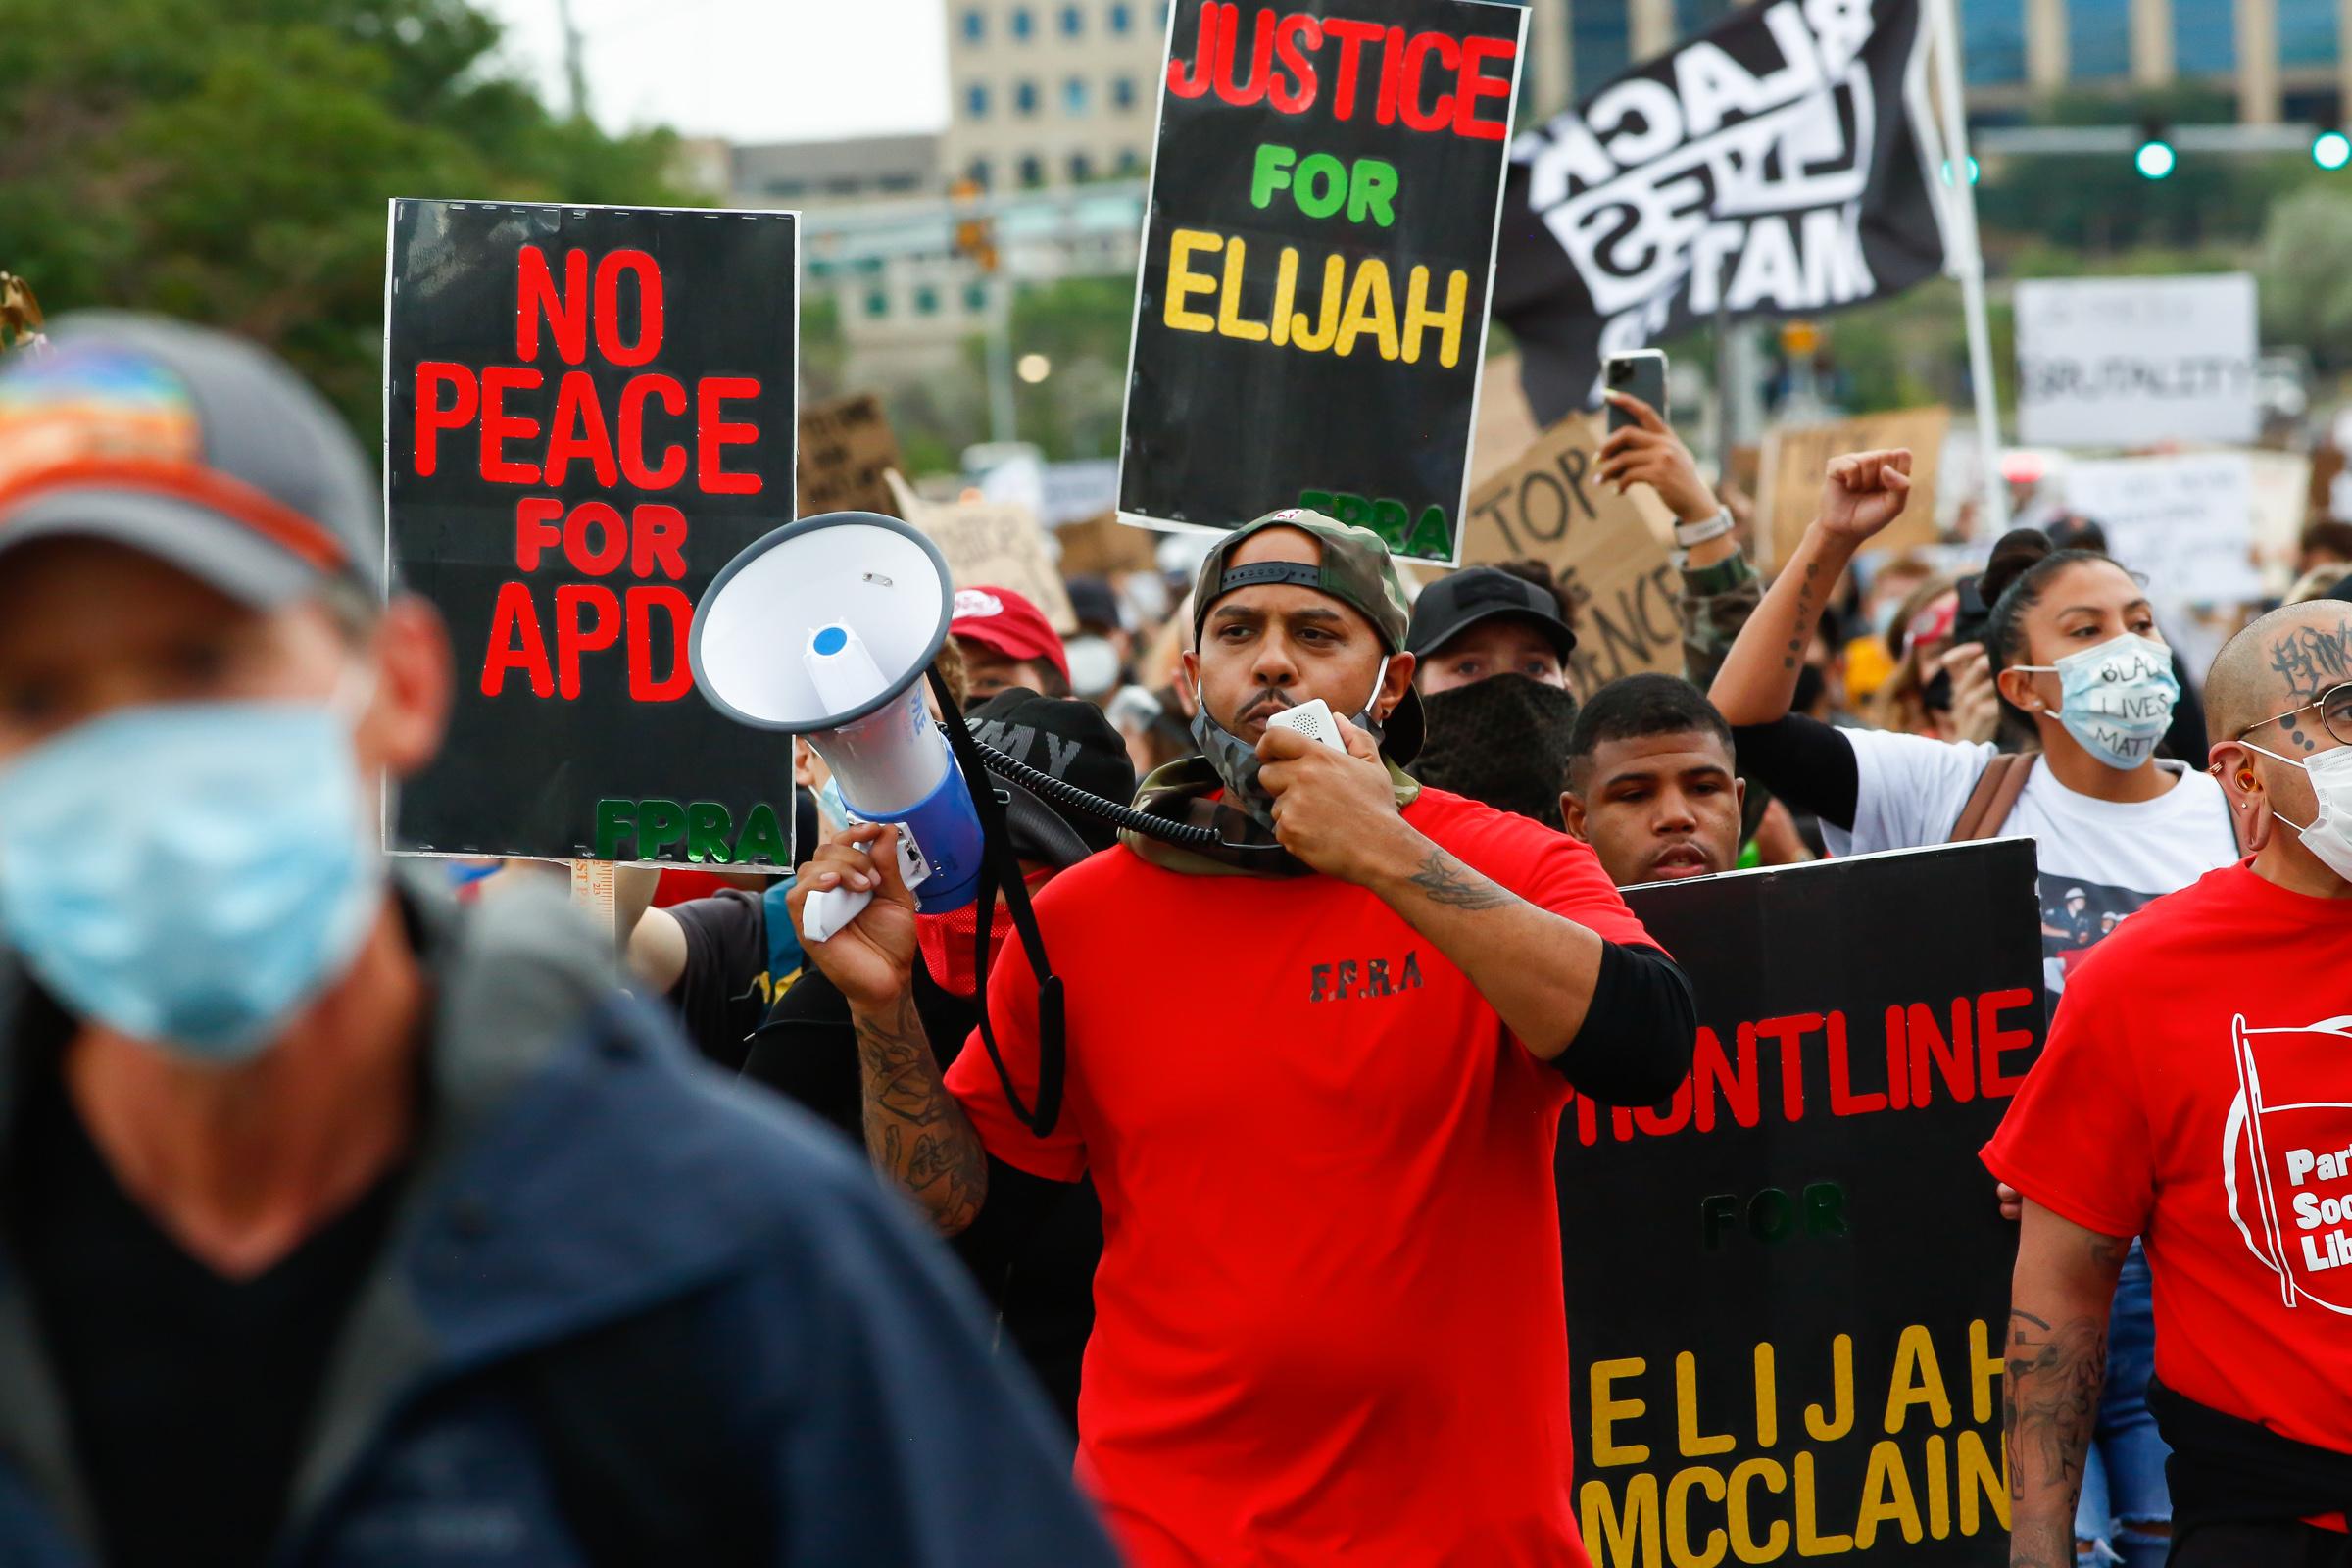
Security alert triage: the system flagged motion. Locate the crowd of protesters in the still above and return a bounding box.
[3,310,2351,1568]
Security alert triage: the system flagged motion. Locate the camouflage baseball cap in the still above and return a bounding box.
[1191,507,1424,763]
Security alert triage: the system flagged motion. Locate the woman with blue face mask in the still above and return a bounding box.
[1711,456,2241,1568]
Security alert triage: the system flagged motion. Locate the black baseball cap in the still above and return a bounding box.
[1064,574,1126,633]
[964,688,1139,865]
[1408,567,1578,666]
[0,313,381,605]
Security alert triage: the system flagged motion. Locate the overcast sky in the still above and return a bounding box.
[476,0,951,144]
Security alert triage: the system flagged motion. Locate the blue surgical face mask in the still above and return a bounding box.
[2013,632,2180,771]
[815,773,852,835]
[0,685,384,1063]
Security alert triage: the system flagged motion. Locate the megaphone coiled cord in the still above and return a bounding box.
[968,739,1219,849]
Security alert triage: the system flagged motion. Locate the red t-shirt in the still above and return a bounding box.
[1984,862,2352,1455]
[944,787,1657,1568]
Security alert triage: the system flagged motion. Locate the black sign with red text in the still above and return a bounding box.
[1116,0,1527,565]
[1564,842,2042,1566]
[385,200,798,865]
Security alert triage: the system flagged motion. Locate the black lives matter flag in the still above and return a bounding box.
[1495,0,1946,423]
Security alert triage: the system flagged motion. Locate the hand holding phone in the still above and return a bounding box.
[1604,350,1669,434]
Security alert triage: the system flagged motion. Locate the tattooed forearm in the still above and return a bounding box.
[853,991,987,1234]
[1401,847,1517,910]
[2004,1305,2107,1565]
[1785,559,1822,671]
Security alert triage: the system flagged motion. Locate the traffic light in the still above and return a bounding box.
[2316,124,2351,171]
[2133,121,2176,180]
[949,177,999,274]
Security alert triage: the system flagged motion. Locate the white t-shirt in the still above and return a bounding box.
[1828,728,2239,997]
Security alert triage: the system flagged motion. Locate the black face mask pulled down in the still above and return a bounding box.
[1408,673,1581,829]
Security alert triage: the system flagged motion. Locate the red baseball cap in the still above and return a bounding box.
[951,584,1070,686]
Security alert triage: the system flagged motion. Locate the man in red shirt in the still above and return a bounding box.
[1986,598,2352,1567]
[791,511,1696,1567]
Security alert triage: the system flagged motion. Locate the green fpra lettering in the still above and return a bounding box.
[592,798,792,863]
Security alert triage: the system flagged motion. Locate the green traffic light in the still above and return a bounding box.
[2134,140,2177,179]
[2317,130,2352,170]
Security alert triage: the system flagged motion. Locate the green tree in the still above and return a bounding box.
[0,0,701,432]
[2258,186,2352,372]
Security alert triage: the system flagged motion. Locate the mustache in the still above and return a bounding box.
[1235,688,1297,724]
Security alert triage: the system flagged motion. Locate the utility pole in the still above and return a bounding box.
[556,0,590,122]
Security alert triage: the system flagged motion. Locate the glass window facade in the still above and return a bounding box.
[2068,0,2132,76]
[1961,0,2027,84]
[1011,7,1034,39]
[2278,0,2338,66]
[962,9,985,41]
[1571,6,1630,100]
[2173,0,2238,73]
[966,83,989,118]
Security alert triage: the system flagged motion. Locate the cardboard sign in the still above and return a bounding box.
[384,199,799,867]
[2061,452,2263,607]
[1568,841,2045,1566]
[1759,407,1950,571]
[796,392,900,517]
[2015,274,2259,449]
[1056,514,1161,577]
[1458,414,1683,692]
[1115,0,1529,565]
[885,470,1078,633]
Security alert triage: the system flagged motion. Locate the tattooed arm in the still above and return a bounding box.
[789,821,988,1235]
[1709,449,1913,725]
[851,992,989,1235]
[2005,1199,2131,1568]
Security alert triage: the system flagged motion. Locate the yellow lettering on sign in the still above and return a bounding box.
[1725,1458,1789,1564]
[1792,1450,1854,1554]
[1676,1351,1737,1457]
[1289,252,1345,352]
[1666,1467,1728,1568]
[1853,1440,1925,1550]
[1752,1343,1779,1447]
[1582,1475,1662,1568]
[1592,1358,1651,1465]
[1801,1334,1854,1442]
[1924,1432,1952,1540]
[1214,238,1268,343]
[1969,1317,2004,1423]
[1957,1428,2010,1535]
[1333,258,1399,361]
[1165,229,1220,332]
[1884,1323,1954,1433]
[1402,265,1469,368]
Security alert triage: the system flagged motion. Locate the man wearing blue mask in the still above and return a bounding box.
[0,315,1116,1568]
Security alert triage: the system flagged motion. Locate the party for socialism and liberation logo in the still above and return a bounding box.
[2226,1013,2352,1312]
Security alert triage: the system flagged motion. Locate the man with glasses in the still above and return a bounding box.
[1986,600,2352,1567]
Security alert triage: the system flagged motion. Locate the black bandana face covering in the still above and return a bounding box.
[1188,660,1389,828]
[1409,673,1581,829]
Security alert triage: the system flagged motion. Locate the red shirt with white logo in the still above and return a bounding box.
[945,787,1656,1568]
[1984,862,2352,1454]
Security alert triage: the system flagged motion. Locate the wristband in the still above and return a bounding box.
[1672,507,1735,549]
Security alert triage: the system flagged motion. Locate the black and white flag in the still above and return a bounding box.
[1494,0,1948,424]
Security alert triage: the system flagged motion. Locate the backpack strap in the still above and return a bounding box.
[1948,752,2035,842]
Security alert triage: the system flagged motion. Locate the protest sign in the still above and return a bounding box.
[1459,414,1683,691]
[2062,452,2262,606]
[1566,840,2043,1566]
[797,392,900,517]
[1116,0,1528,565]
[1056,514,1160,577]
[384,199,799,867]
[885,470,1078,632]
[2247,449,2316,595]
[1758,407,1949,571]
[2015,274,2259,448]
[1496,0,1945,423]
[1472,352,1545,485]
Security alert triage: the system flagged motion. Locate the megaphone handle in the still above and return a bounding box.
[801,884,875,945]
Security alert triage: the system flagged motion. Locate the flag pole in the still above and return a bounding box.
[1925,0,2008,533]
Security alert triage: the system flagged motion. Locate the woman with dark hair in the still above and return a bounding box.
[1709,450,2240,1568]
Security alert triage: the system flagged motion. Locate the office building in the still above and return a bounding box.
[943,0,1166,189]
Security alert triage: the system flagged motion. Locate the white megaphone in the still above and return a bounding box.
[690,513,984,943]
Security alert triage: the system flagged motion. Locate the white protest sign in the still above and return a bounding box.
[2015,274,2259,448]
[2062,453,2261,607]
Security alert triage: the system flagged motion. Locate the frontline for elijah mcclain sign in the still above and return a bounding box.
[1115,0,1528,566]
[385,200,800,867]
[1566,841,2043,1565]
